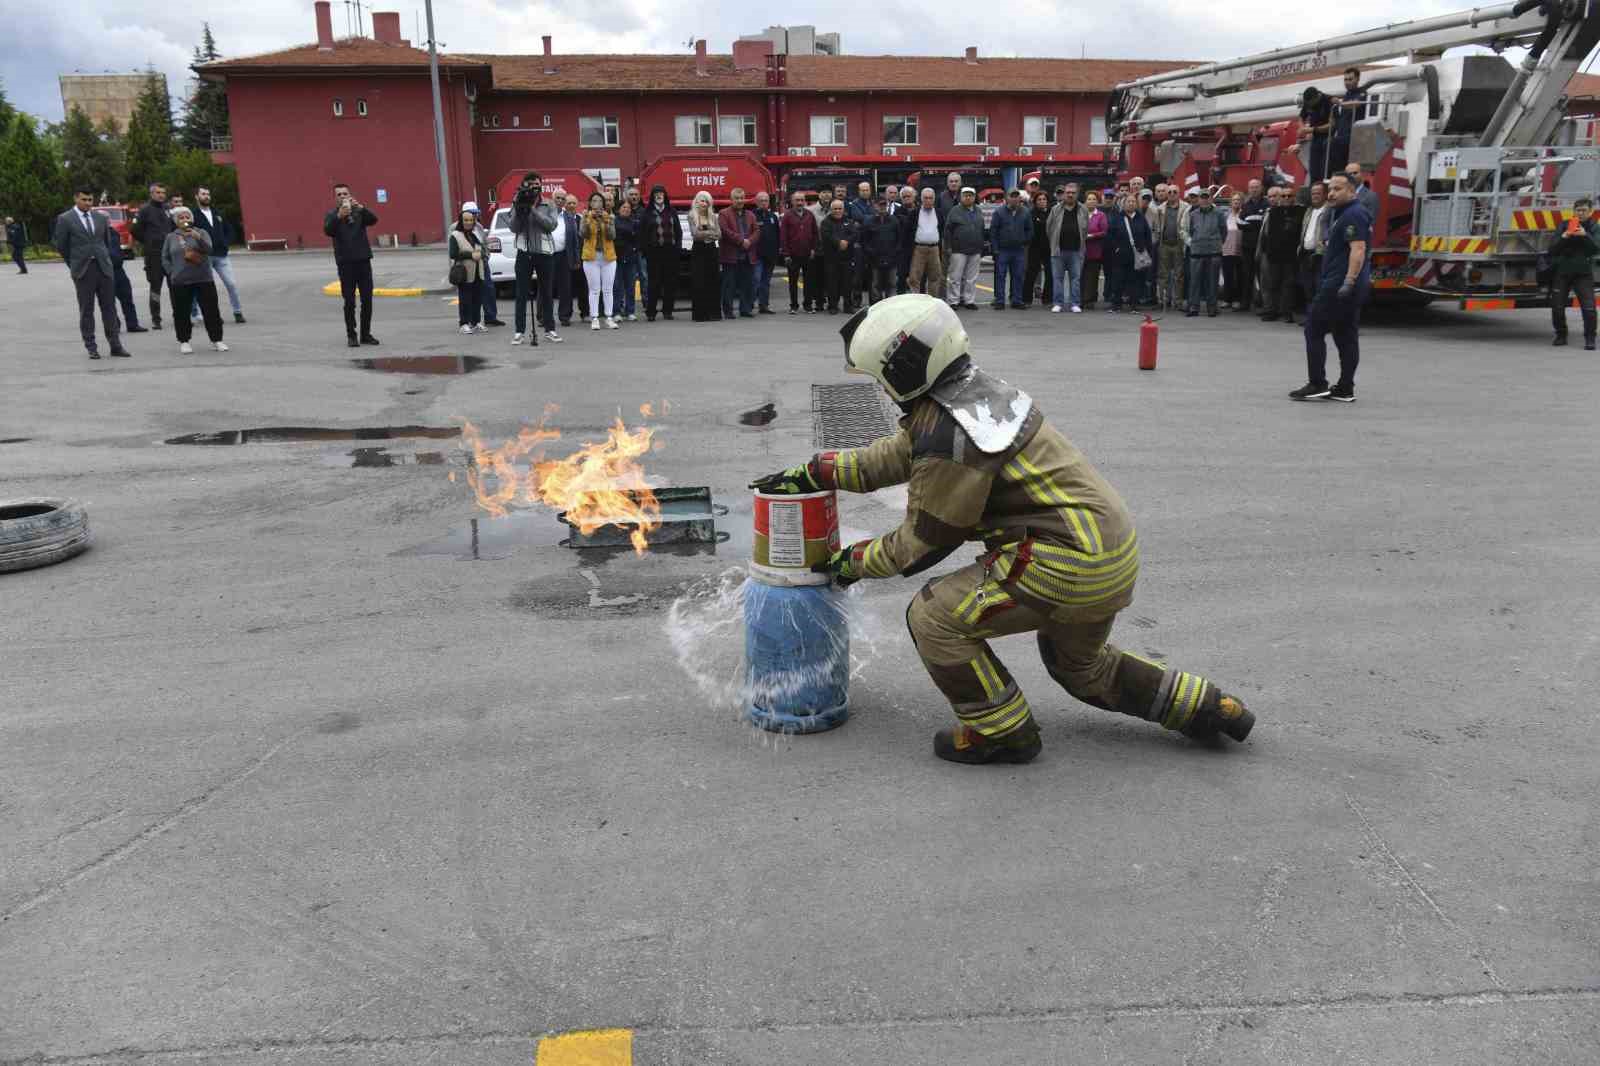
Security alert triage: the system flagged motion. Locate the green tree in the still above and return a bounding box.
[60,105,124,203]
[123,70,175,198]
[0,113,67,248]
[156,148,242,230]
[180,24,230,150]
[0,81,16,136]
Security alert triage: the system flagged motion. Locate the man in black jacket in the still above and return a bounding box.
[1258,186,1305,323]
[132,183,174,329]
[5,217,25,274]
[323,182,379,347]
[1235,179,1266,311]
[191,185,245,324]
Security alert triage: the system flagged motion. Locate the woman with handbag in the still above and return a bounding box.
[161,206,227,353]
[449,208,485,334]
[1105,194,1155,313]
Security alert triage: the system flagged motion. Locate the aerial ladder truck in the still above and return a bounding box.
[1107,1,1600,306]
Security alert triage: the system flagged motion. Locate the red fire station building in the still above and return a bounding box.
[200,1,1190,248]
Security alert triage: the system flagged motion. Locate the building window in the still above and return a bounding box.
[675,116,714,147]
[1089,117,1110,145]
[357,98,369,117]
[579,116,620,147]
[810,115,847,146]
[719,115,757,146]
[1023,115,1056,145]
[332,99,344,117]
[512,115,520,128]
[954,116,989,145]
[882,115,918,145]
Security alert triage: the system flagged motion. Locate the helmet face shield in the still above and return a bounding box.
[838,293,968,403]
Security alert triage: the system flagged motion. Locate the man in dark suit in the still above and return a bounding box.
[54,188,130,359]
[5,217,26,274]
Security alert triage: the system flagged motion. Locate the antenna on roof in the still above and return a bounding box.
[684,36,696,50]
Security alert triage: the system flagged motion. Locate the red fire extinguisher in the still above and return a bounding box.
[1138,314,1159,370]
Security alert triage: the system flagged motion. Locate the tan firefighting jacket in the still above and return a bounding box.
[815,396,1139,613]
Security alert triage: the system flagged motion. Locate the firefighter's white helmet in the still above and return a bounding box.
[839,294,970,403]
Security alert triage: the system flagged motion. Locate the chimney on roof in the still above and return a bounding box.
[733,38,774,71]
[542,35,554,74]
[314,0,334,51]
[964,46,978,64]
[371,11,402,45]
[695,38,708,77]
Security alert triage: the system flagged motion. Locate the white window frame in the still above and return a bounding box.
[1023,115,1056,145]
[356,98,369,118]
[676,115,714,147]
[579,115,620,148]
[719,114,757,147]
[882,115,919,145]
[332,98,344,117]
[810,115,847,147]
[954,115,989,146]
[1089,116,1110,146]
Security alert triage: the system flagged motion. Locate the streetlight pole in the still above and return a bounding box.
[423,0,452,240]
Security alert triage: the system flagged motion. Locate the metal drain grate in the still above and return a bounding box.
[811,383,899,449]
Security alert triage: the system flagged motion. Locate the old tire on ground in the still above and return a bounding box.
[0,498,91,574]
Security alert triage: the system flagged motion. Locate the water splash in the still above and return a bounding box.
[664,568,905,741]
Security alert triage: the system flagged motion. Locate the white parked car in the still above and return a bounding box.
[486,207,516,293]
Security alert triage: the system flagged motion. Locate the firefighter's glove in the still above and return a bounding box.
[1338,279,1355,301]
[812,543,866,588]
[749,462,821,495]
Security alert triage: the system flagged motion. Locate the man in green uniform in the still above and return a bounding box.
[751,294,1254,765]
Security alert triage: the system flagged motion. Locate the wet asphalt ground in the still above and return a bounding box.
[2,250,1598,1064]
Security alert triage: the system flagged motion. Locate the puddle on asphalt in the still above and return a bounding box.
[738,402,777,427]
[165,425,463,446]
[351,355,496,375]
[348,447,448,468]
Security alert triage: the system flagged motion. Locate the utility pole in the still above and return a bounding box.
[424,0,452,240]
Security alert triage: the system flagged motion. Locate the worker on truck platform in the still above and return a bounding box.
[750,293,1255,765]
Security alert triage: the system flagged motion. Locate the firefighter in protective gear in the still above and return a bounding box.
[750,294,1254,764]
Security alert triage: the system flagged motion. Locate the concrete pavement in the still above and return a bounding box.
[2,250,1597,1064]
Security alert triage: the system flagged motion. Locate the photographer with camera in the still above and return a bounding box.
[508,173,559,344]
[579,191,619,331]
[323,183,380,347]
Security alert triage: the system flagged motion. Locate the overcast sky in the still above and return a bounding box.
[0,0,1525,122]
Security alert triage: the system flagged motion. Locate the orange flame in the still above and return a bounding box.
[459,407,662,554]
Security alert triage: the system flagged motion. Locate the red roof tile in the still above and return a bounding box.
[201,36,487,74]
[207,38,1188,94]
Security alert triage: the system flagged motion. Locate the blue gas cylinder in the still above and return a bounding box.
[743,578,850,734]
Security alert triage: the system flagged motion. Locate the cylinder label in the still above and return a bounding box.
[766,501,805,565]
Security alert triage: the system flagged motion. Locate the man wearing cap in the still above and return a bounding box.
[1151,186,1187,310]
[988,189,1033,310]
[943,187,985,309]
[462,202,506,328]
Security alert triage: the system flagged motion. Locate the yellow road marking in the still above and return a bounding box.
[535,1028,632,1065]
[321,281,425,297]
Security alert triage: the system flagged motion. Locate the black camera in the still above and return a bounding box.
[514,182,538,205]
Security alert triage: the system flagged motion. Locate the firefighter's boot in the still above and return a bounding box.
[1181,692,1255,742]
[934,722,1043,765]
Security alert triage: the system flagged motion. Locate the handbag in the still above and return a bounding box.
[1126,217,1152,271]
[447,233,470,285]
[182,243,204,265]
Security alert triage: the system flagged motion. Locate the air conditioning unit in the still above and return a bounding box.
[1016,146,1033,156]
[802,146,817,156]
[984,146,1001,157]
[882,146,898,157]
[787,146,806,156]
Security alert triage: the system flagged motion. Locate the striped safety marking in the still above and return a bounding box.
[1409,236,1492,254]
[1507,209,1568,231]
[535,1028,632,1065]
[1461,298,1517,311]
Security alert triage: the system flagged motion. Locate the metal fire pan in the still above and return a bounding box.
[558,486,725,548]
